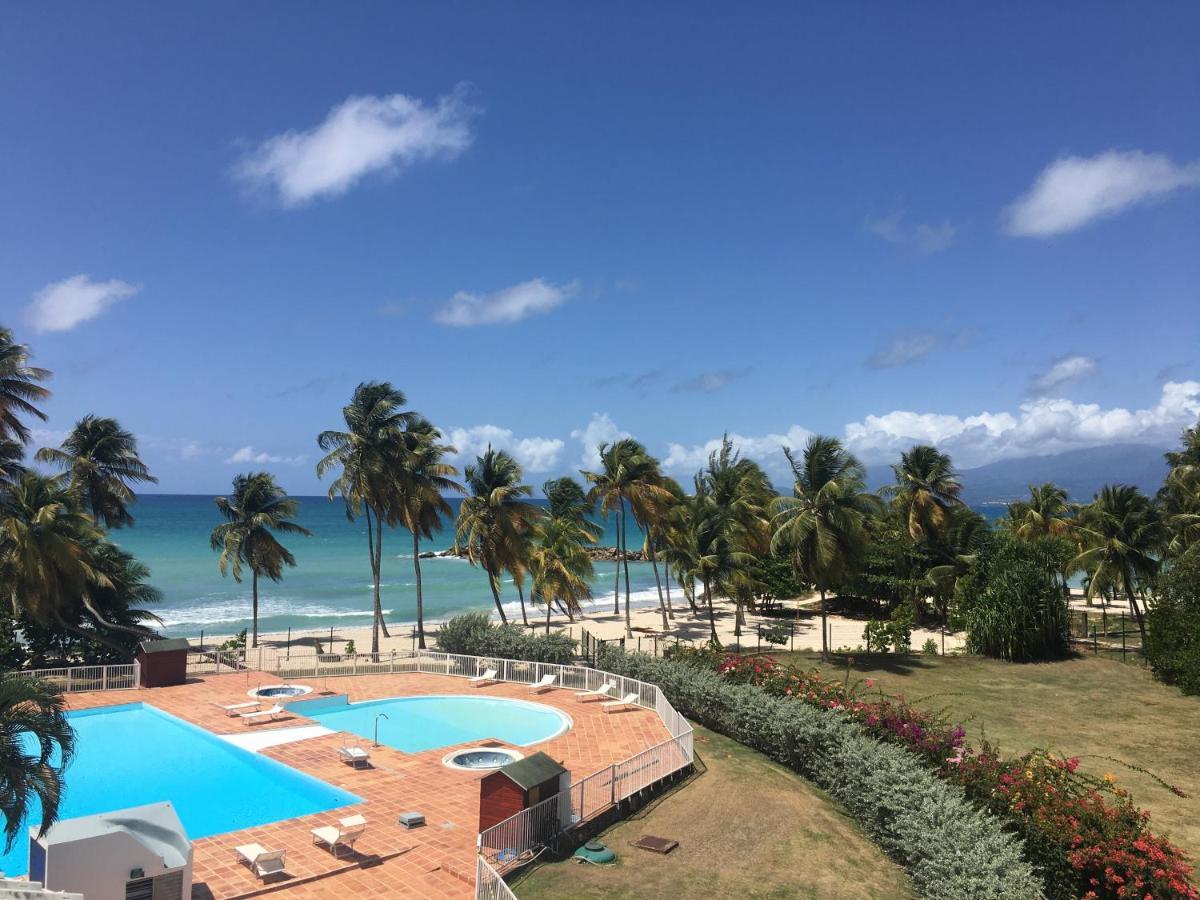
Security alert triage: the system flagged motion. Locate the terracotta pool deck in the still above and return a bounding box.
[67,671,671,899]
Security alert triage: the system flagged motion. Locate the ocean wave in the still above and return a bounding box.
[157,600,395,627]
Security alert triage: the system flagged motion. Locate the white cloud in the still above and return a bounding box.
[224,446,306,465]
[1003,150,1200,237]
[1028,354,1098,396]
[434,278,576,327]
[25,275,139,333]
[447,425,563,473]
[234,86,477,206]
[843,380,1200,467]
[869,332,941,368]
[571,413,630,470]
[865,212,956,254]
[663,425,815,479]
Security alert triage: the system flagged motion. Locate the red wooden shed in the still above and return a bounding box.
[478,752,567,832]
[136,637,190,687]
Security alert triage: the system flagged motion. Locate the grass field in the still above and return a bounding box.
[509,724,914,900]
[768,652,1200,860]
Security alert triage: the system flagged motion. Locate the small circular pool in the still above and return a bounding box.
[442,747,524,771]
[247,684,313,700]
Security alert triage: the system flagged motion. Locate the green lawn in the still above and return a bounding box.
[509,724,914,900]
[770,652,1200,860]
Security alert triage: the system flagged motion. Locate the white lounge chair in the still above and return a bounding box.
[528,673,556,693]
[338,743,371,769]
[575,681,616,703]
[469,667,498,687]
[600,692,640,714]
[240,704,284,726]
[311,814,367,858]
[213,700,260,717]
[234,843,288,880]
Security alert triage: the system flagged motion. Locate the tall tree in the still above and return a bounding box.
[1006,483,1075,540]
[317,382,415,653]
[582,439,672,638]
[36,415,157,528]
[455,447,540,625]
[0,439,26,489]
[530,503,597,633]
[393,419,461,649]
[1072,484,1165,645]
[0,327,51,445]
[0,673,75,853]
[210,472,311,648]
[771,436,880,656]
[1160,420,1200,562]
[884,444,963,542]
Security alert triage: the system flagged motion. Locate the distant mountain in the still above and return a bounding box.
[866,443,1170,507]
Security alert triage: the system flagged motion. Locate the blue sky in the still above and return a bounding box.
[2,2,1198,494]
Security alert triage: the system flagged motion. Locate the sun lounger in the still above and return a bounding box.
[600,692,640,713]
[528,673,556,693]
[311,814,367,858]
[212,700,260,717]
[339,743,371,769]
[240,704,284,725]
[469,667,498,687]
[234,843,288,880]
[575,681,616,703]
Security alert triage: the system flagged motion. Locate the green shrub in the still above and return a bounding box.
[957,534,1069,662]
[597,648,1039,899]
[1146,554,1200,695]
[434,612,578,665]
[922,638,939,656]
[864,603,915,653]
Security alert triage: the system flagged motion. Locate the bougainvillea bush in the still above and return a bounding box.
[667,648,1197,900]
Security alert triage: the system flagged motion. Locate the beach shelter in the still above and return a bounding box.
[136,637,190,687]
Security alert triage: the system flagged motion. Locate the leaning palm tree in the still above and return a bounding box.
[530,513,596,633]
[210,472,311,648]
[36,415,157,528]
[583,439,672,637]
[1072,484,1165,645]
[687,498,752,644]
[317,382,415,653]
[455,447,541,625]
[884,444,963,543]
[1008,483,1075,541]
[771,436,880,656]
[0,327,51,445]
[0,673,74,853]
[393,419,461,649]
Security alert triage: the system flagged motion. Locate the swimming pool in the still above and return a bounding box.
[0,703,359,877]
[302,694,571,753]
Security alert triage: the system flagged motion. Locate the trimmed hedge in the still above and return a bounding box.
[598,647,1039,900]
[434,611,577,664]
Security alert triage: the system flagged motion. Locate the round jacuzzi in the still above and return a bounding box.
[247,684,313,700]
[442,747,524,771]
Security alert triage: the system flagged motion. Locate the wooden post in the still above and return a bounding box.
[286,627,291,659]
[1121,613,1126,662]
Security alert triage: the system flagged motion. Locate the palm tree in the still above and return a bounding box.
[36,415,157,528]
[771,436,880,656]
[1072,485,1165,645]
[884,445,963,542]
[686,498,752,644]
[0,327,51,445]
[0,439,26,488]
[926,505,989,622]
[583,439,672,637]
[317,382,415,653]
[1160,420,1200,562]
[0,673,75,852]
[393,419,461,649]
[530,510,597,633]
[1007,483,1075,540]
[210,472,311,648]
[455,447,541,625]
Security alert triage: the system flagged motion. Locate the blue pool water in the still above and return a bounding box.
[303,694,571,753]
[1,703,359,877]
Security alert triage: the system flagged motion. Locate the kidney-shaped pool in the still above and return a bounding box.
[298,694,572,753]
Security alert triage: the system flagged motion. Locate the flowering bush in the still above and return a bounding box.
[700,651,1197,900]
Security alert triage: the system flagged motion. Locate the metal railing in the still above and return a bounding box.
[475,855,518,900]
[20,663,140,693]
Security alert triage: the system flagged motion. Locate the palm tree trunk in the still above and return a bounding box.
[517,579,529,628]
[412,531,426,649]
[545,591,552,635]
[819,588,828,658]
[648,541,669,630]
[621,506,632,639]
[488,570,508,624]
[376,515,391,639]
[612,509,621,615]
[251,570,259,648]
[704,575,718,644]
[689,576,699,612]
[658,554,676,619]
[364,505,380,655]
[1122,571,1147,646]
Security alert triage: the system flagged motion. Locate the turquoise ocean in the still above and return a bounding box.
[114,495,660,638]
